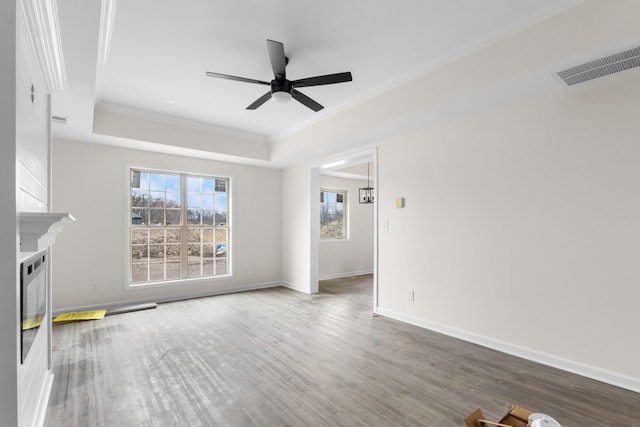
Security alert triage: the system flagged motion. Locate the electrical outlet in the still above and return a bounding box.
[90,283,98,292]
[408,290,414,301]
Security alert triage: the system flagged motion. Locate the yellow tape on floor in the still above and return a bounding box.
[53,309,107,323]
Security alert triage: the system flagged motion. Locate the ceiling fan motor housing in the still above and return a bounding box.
[271,79,293,95]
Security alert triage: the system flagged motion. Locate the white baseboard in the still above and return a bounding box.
[375,306,640,394]
[53,281,283,316]
[318,269,373,281]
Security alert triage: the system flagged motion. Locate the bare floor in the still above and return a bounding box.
[45,275,640,426]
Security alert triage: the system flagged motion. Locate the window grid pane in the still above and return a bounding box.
[320,190,347,240]
[130,169,230,285]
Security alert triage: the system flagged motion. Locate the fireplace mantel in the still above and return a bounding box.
[20,212,75,252]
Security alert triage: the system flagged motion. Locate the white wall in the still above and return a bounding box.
[0,1,19,425]
[51,139,282,311]
[93,110,270,162]
[280,165,314,293]
[318,174,374,279]
[376,68,640,391]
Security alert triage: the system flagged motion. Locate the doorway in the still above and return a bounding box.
[311,148,378,311]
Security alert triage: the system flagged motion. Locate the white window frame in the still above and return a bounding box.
[126,166,232,288]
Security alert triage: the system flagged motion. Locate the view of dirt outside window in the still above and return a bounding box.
[320,189,347,239]
[129,169,230,285]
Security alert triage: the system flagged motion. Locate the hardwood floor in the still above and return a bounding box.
[45,275,640,426]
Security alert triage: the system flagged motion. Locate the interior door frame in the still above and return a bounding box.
[310,147,378,312]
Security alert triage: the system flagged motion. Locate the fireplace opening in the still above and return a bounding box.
[21,250,47,364]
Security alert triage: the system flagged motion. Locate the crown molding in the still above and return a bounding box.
[95,0,117,97]
[19,0,66,93]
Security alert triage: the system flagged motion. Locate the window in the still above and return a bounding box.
[320,189,347,239]
[129,169,230,285]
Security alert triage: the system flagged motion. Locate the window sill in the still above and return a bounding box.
[320,238,350,243]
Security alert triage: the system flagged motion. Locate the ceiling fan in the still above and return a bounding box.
[206,39,353,112]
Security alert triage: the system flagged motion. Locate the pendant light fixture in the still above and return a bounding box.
[359,162,374,204]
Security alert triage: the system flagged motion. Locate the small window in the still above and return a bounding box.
[320,189,347,239]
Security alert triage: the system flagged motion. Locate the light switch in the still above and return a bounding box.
[395,198,405,208]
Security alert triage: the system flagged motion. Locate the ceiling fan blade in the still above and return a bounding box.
[266,39,286,80]
[292,72,352,88]
[291,89,323,112]
[246,91,272,110]
[206,72,270,86]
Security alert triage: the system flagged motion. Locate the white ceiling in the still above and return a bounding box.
[51,0,587,168]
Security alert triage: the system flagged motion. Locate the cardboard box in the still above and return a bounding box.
[465,404,566,427]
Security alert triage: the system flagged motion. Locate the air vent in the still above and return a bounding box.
[555,46,640,86]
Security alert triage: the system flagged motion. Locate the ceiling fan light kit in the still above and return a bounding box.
[206,39,352,112]
[271,91,292,103]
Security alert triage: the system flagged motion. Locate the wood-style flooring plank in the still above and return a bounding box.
[45,275,640,426]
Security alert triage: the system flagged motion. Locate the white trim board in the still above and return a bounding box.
[318,270,373,281]
[53,281,283,316]
[375,307,640,394]
[19,0,66,93]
